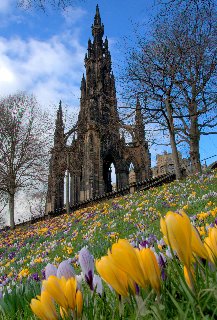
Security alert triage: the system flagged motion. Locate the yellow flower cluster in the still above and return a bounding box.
[38,227,48,234]
[210,207,217,217]
[18,268,29,279]
[34,257,43,264]
[30,276,82,320]
[96,239,161,296]
[64,246,73,255]
[197,212,209,220]
[160,211,217,289]
[197,226,206,236]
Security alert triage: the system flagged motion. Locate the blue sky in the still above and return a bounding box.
[0,0,155,107]
[0,0,216,167]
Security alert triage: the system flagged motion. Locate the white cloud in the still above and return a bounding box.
[0,30,86,109]
[62,6,87,25]
[0,0,14,14]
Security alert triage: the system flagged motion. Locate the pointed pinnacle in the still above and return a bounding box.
[94,4,101,25]
[96,4,99,15]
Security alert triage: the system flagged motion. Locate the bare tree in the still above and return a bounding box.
[122,1,216,174]
[158,0,215,12]
[158,5,217,172]
[122,33,183,179]
[18,0,84,10]
[0,92,53,229]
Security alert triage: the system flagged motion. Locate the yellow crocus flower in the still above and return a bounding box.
[30,291,58,320]
[139,248,161,293]
[127,276,137,294]
[42,276,68,309]
[65,277,77,309]
[191,224,209,260]
[183,266,194,292]
[59,307,69,319]
[76,290,83,317]
[160,211,192,269]
[134,248,149,287]
[37,276,82,318]
[108,239,146,288]
[204,227,217,264]
[96,255,130,296]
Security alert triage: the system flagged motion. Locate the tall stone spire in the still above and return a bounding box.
[79,4,119,132]
[54,100,65,147]
[135,96,145,144]
[92,4,104,42]
[80,73,86,99]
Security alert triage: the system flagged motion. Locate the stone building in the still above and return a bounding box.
[152,151,191,177]
[46,6,151,213]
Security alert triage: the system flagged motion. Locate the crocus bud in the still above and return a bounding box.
[96,255,129,297]
[57,260,75,280]
[140,248,161,294]
[93,274,103,296]
[79,247,94,290]
[76,273,84,289]
[45,263,57,280]
[160,211,193,269]
[30,290,58,320]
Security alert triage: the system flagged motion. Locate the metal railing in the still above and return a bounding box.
[49,173,176,215]
[1,173,176,230]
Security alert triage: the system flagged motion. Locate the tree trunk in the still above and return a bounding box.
[189,121,201,173]
[165,98,182,179]
[169,129,182,179]
[9,192,15,229]
[189,108,202,174]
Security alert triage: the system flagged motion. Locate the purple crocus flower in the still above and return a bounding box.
[139,240,149,249]
[158,253,167,281]
[148,234,157,244]
[45,263,57,280]
[79,247,94,290]
[8,252,15,260]
[93,275,103,296]
[41,269,46,280]
[57,260,75,280]
[31,273,40,282]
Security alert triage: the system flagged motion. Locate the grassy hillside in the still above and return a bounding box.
[0,169,217,319]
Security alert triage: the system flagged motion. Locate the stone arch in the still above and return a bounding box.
[126,156,141,183]
[102,153,117,193]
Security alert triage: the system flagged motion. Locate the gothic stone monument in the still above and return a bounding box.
[46,5,151,214]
